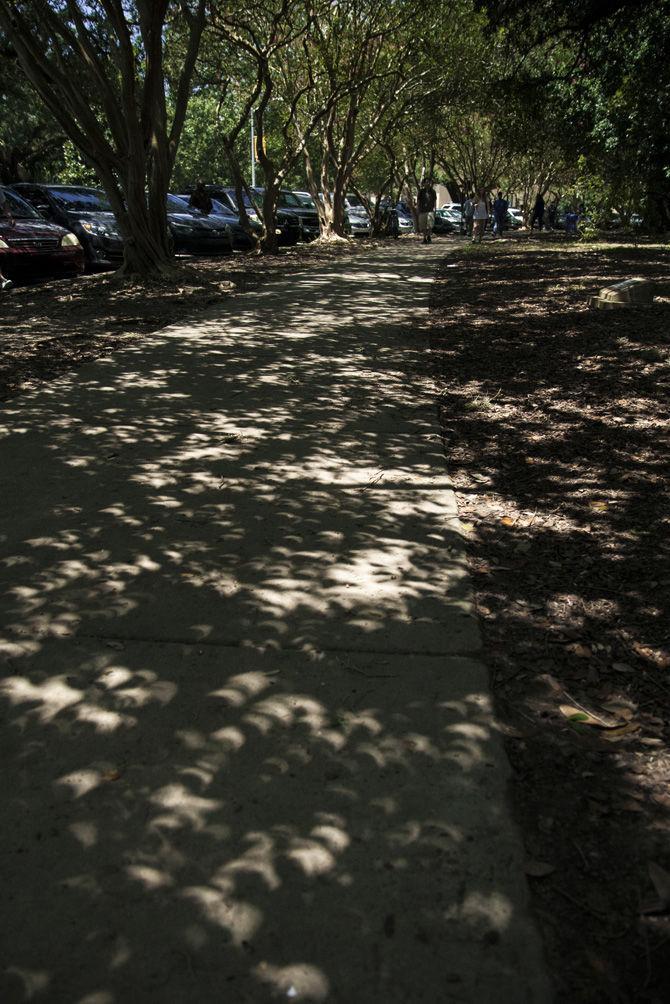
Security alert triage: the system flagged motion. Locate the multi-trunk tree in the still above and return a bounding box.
[209,0,342,252]
[0,0,206,276]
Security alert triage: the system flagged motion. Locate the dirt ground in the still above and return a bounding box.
[0,240,373,401]
[430,234,670,1002]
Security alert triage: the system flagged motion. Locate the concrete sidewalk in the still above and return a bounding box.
[0,243,550,1003]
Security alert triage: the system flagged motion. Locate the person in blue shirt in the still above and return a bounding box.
[492,190,508,237]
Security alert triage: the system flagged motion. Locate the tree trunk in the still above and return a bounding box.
[302,145,326,235]
[260,182,280,254]
[331,170,348,237]
[646,157,670,232]
[223,140,261,250]
[118,193,174,277]
[0,0,206,280]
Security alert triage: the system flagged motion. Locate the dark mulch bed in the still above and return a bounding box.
[0,238,376,402]
[430,235,670,1002]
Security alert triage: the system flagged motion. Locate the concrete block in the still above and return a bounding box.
[590,277,655,309]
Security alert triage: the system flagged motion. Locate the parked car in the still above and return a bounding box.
[214,187,301,245]
[294,190,371,237]
[342,193,372,236]
[446,208,465,229]
[166,196,233,254]
[393,202,415,233]
[191,185,263,225]
[609,211,644,229]
[507,207,524,228]
[0,185,85,280]
[175,194,262,250]
[12,182,123,268]
[441,202,463,222]
[250,188,319,241]
[433,209,460,235]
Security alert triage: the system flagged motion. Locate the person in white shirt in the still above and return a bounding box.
[472,189,489,243]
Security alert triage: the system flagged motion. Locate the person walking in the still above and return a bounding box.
[462,193,475,237]
[548,199,558,230]
[472,189,489,243]
[565,207,579,236]
[0,188,14,292]
[492,190,508,237]
[417,177,437,244]
[530,191,545,231]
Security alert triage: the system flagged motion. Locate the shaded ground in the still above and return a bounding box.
[0,244,549,1003]
[0,240,382,402]
[430,235,670,1002]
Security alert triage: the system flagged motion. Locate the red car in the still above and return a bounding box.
[0,186,85,280]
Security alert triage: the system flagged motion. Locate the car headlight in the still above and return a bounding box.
[61,233,81,247]
[80,220,119,238]
[0,237,8,249]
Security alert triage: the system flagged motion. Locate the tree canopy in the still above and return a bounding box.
[0,0,666,273]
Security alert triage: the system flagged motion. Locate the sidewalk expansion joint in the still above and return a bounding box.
[72,631,482,658]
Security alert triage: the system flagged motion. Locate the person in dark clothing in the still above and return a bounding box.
[548,200,558,229]
[189,182,213,215]
[379,201,399,238]
[417,178,437,243]
[492,190,508,237]
[531,192,545,231]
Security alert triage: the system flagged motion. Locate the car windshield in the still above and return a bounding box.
[346,195,363,207]
[48,187,113,212]
[295,194,316,208]
[167,195,195,213]
[211,199,232,215]
[226,191,255,210]
[278,192,301,208]
[1,187,40,219]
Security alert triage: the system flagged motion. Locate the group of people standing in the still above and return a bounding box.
[461,190,509,241]
[416,181,510,244]
[416,179,583,244]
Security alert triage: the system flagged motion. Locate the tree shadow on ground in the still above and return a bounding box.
[0,246,546,1003]
[430,239,670,1003]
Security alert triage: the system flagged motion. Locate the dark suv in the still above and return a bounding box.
[12,184,123,269]
[253,188,320,241]
[175,192,262,250]
[203,186,301,245]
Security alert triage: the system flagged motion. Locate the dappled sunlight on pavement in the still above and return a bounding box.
[0,244,549,1002]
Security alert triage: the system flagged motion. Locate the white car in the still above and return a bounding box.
[442,202,463,222]
[294,190,371,236]
[343,194,372,236]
